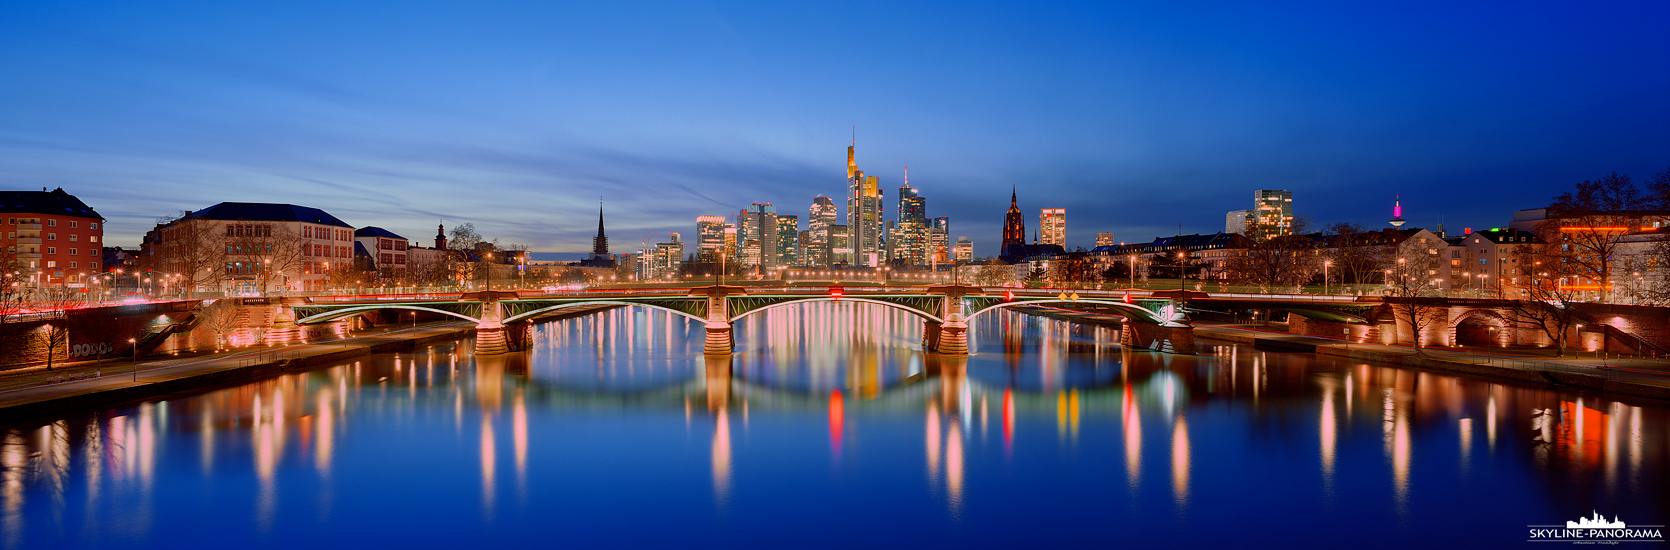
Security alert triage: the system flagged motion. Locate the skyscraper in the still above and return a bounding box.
[807,195,837,266]
[895,180,929,265]
[930,217,950,264]
[954,236,973,262]
[846,144,884,267]
[696,215,727,262]
[1224,209,1253,236]
[1095,233,1117,247]
[1040,207,1065,248]
[776,214,799,267]
[739,203,777,268]
[1250,190,1293,241]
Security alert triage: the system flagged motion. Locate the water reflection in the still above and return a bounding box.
[0,306,1664,547]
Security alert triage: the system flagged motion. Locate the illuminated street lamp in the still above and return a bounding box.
[1323,261,1331,296]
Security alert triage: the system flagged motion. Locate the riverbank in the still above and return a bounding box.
[0,323,477,422]
[1013,304,1670,402]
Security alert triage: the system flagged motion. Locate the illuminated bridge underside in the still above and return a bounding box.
[727,295,946,323]
[973,298,1171,325]
[1198,302,1373,324]
[293,302,485,325]
[502,298,710,324]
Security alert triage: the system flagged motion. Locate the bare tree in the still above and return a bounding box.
[145,212,225,296]
[1537,172,1657,303]
[36,287,85,370]
[1384,248,1448,351]
[1224,219,1317,292]
[1321,223,1394,291]
[195,298,243,350]
[0,246,29,362]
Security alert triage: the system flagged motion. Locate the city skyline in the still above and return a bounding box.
[2,2,1666,256]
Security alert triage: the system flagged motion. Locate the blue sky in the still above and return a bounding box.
[2,1,1665,255]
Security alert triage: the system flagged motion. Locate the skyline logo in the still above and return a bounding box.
[1528,512,1663,544]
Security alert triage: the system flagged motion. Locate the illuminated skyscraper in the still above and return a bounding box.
[739,203,777,268]
[1250,190,1293,241]
[696,215,728,262]
[1040,207,1065,248]
[807,195,837,266]
[846,144,884,267]
[1096,233,1117,247]
[1224,209,1252,235]
[929,217,950,264]
[954,236,973,262]
[776,214,799,267]
[894,180,929,265]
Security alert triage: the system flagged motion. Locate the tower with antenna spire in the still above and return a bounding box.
[1389,195,1407,228]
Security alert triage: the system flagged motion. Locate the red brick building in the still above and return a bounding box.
[0,188,105,286]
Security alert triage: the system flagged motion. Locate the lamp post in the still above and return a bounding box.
[1129,255,1136,288]
[129,338,138,382]
[1323,260,1331,295]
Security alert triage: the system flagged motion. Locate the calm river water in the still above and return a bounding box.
[2,304,1667,548]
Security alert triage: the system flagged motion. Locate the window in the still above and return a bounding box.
[69,221,77,228]
[89,249,97,256]
[47,261,55,268]
[69,234,77,242]
[47,219,56,227]
[90,223,97,230]
[69,261,77,269]
[69,248,76,255]
[1479,258,1487,265]
[90,236,97,243]
[46,247,55,254]
[47,233,56,241]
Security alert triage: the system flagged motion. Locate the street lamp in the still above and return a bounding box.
[129,338,138,382]
[1323,261,1331,295]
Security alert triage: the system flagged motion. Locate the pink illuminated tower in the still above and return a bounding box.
[1389,195,1406,228]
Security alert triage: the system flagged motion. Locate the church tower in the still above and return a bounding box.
[1000,187,1026,261]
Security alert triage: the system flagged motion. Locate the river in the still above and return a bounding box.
[2,303,1666,547]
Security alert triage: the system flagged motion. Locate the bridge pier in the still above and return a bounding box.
[703,294,734,356]
[264,301,302,345]
[474,292,510,355]
[923,320,942,351]
[1120,318,1196,355]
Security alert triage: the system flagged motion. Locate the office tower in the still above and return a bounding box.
[930,217,950,264]
[1040,207,1065,248]
[954,236,973,262]
[696,215,728,262]
[641,232,683,281]
[1250,190,1293,241]
[808,195,837,266]
[1096,233,1117,247]
[846,144,884,267]
[776,214,799,267]
[828,224,852,265]
[893,179,930,265]
[1225,209,1253,235]
[739,203,776,268]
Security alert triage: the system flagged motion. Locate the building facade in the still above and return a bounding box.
[1250,190,1293,241]
[1040,208,1066,248]
[142,202,354,295]
[0,188,105,287]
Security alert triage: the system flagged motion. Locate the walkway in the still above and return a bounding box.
[0,322,474,421]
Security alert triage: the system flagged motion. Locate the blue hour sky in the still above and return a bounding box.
[2,1,1666,255]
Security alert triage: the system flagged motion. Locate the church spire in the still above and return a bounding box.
[591,201,609,256]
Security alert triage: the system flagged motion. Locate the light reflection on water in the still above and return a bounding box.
[0,303,1667,547]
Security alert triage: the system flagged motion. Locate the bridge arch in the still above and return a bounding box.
[294,305,481,325]
[729,297,943,324]
[1450,308,1510,347]
[503,301,708,325]
[966,299,1167,324]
